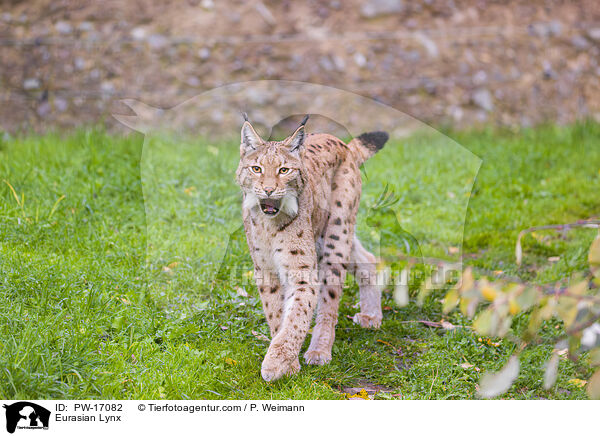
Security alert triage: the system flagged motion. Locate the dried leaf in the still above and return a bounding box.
[586,369,600,399]
[251,330,269,342]
[543,353,559,390]
[235,286,249,297]
[441,320,456,330]
[515,233,523,265]
[477,355,520,398]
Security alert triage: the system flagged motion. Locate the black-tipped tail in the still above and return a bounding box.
[350,131,389,164]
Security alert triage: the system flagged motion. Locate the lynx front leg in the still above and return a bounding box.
[305,217,355,365]
[260,242,318,382]
[255,269,284,338]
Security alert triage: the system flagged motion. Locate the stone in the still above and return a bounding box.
[353,52,367,68]
[54,98,68,112]
[130,27,146,41]
[23,78,40,90]
[588,28,600,41]
[78,21,94,32]
[198,47,211,60]
[55,21,72,34]
[571,35,589,49]
[415,32,438,58]
[360,0,404,18]
[472,88,494,112]
[148,34,168,49]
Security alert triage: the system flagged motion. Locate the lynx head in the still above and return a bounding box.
[235,115,308,219]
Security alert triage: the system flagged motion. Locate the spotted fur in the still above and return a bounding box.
[235,117,387,381]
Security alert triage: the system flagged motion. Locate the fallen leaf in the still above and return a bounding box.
[441,320,456,330]
[448,246,459,254]
[251,330,269,342]
[220,325,228,331]
[548,256,560,262]
[224,357,237,366]
[377,339,394,348]
[235,286,249,297]
[167,261,179,269]
[346,388,370,400]
[568,378,587,388]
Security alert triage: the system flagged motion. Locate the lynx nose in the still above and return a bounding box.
[264,187,275,197]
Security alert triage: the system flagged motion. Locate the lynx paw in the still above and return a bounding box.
[304,349,332,366]
[353,312,382,329]
[261,346,300,382]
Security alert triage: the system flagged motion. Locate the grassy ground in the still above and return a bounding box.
[1,122,599,400]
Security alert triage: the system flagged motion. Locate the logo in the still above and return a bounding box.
[3,402,50,434]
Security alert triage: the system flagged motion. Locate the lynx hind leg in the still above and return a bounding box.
[349,236,383,329]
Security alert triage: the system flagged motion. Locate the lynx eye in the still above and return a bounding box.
[279,167,290,174]
[250,166,262,174]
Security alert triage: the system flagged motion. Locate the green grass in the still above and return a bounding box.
[1,122,599,399]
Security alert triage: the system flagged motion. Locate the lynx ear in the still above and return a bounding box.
[285,114,309,152]
[241,121,264,153]
[286,126,305,152]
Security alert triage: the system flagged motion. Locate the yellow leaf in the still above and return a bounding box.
[481,286,497,302]
[442,289,459,314]
[168,261,179,269]
[509,298,520,315]
[347,389,370,400]
[225,357,237,366]
[568,378,587,388]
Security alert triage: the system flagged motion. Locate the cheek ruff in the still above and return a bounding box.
[280,193,298,217]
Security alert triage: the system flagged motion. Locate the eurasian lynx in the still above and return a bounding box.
[235,115,387,381]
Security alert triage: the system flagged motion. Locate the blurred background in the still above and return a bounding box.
[1,0,600,133]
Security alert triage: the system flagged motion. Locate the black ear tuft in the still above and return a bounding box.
[299,114,309,126]
[242,112,249,122]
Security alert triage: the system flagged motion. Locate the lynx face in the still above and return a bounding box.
[235,122,306,218]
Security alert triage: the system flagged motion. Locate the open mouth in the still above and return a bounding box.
[259,198,281,216]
